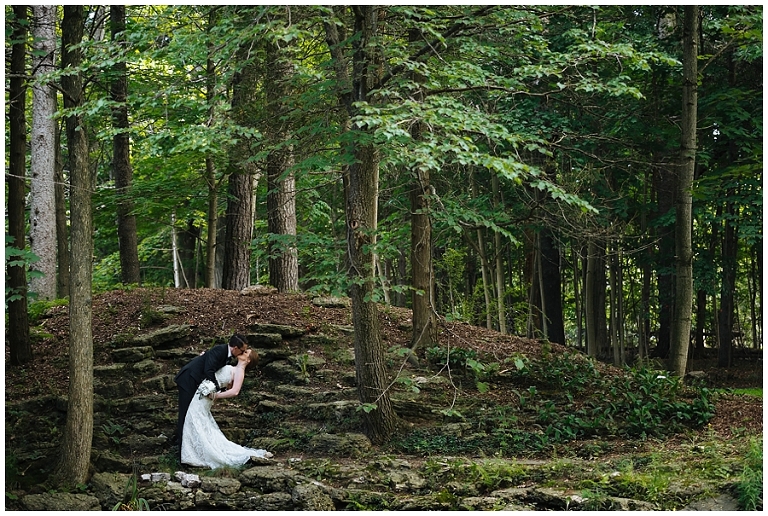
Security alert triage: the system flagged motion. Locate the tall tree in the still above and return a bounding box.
[29,4,58,300]
[669,5,698,377]
[324,6,399,443]
[409,25,438,350]
[265,33,299,292]
[204,7,221,288]
[54,5,94,487]
[110,5,141,285]
[222,13,261,291]
[7,5,32,365]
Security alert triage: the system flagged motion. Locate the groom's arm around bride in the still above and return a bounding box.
[171,334,248,449]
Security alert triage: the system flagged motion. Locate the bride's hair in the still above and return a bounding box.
[243,349,258,371]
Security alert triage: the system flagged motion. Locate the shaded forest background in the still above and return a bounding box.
[4,5,763,487]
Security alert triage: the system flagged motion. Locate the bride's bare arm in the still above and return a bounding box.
[214,365,244,399]
[213,357,248,399]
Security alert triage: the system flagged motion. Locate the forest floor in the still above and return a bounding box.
[5,287,763,510]
[9,287,762,435]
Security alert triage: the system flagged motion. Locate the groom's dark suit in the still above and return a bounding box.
[174,342,230,446]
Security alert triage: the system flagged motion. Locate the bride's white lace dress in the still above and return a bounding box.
[181,365,271,469]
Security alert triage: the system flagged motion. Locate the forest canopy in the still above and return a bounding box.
[5,5,763,368]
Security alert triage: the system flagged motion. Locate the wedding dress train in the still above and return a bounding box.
[181,365,271,469]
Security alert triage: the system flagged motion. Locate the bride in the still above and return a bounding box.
[181,348,272,469]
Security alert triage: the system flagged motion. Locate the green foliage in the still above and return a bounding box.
[5,236,43,305]
[112,471,150,511]
[101,420,127,446]
[735,438,763,511]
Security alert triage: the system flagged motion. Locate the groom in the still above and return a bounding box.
[172,333,248,448]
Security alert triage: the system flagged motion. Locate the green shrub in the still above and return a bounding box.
[735,438,763,511]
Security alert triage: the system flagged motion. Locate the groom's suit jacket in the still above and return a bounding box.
[175,342,229,392]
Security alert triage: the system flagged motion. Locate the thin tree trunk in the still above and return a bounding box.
[172,212,181,288]
[572,247,583,351]
[111,4,141,285]
[609,247,620,366]
[204,9,220,288]
[491,175,507,334]
[477,228,493,330]
[55,128,70,297]
[585,241,598,357]
[749,245,761,349]
[718,200,737,368]
[55,5,93,488]
[29,4,58,300]
[670,5,698,377]
[654,159,675,359]
[8,5,32,366]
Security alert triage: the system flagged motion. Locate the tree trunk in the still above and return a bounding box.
[8,5,32,366]
[718,200,737,368]
[653,160,675,359]
[572,247,583,351]
[110,4,141,285]
[222,37,260,291]
[670,5,698,377]
[55,128,70,297]
[491,175,507,334]
[204,9,220,288]
[585,241,598,357]
[324,5,398,444]
[539,229,565,345]
[265,39,299,292]
[409,38,437,349]
[54,5,93,488]
[29,5,58,301]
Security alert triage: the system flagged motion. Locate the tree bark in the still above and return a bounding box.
[718,200,737,367]
[55,128,70,297]
[585,241,598,357]
[222,33,260,291]
[670,5,698,377]
[539,229,565,345]
[110,4,141,285]
[55,5,93,488]
[653,160,675,359]
[265,39,299,292]
[324,6,398,444]
[491,175,507,334]
[409,26,438,349]
[204,8,220,288]
[29,5,58,300]
[8,5,32,366]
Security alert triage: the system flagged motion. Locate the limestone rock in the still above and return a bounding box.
[312,296,351,309]
[249,322,306,338]
[241,285,278,296]
[291,482,336,510]
[22,492,102,511]
[90,471,131,509]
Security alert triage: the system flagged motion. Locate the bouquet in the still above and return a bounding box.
[196,379,217,399]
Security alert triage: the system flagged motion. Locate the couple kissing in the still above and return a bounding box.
[173,333,272,469]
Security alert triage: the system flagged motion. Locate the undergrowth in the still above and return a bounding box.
[398,347,717,457]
